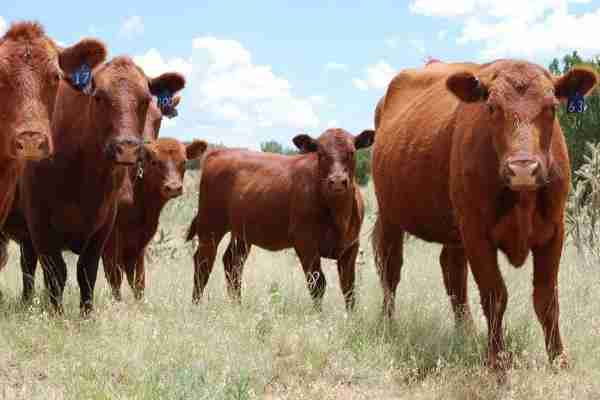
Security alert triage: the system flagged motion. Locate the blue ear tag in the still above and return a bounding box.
[157,90,178,119]
[71,64,92,95]
[567,92,585,113]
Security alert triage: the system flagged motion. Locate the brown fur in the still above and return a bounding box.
[103,136,207,301]
[15,57,186,315]
[372,59,599,368]
[0,21,106,230]
[186,128,374,310]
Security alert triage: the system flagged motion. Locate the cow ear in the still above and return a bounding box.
[447,71,488,103]
[59,38,107,93]
[186,140,208,160]
[555,67,599,99]
[149,72,186,97]
[59,38,107,74]
[355,129,375,149]
[171,95,182,108]
[293,134,318,153]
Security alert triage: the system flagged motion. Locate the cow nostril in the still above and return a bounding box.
[342,178,349,187]
[16,142,24,150]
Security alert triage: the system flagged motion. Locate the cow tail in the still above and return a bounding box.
[371,214,385,275]
[185,214,198,242]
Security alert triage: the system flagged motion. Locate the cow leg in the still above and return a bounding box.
[192,233,224,303]
[295,242,325,311]
[532,227,567,367]
[223,237,251,303]
[125,253,145,301]
[78,223,114,316]
[20,239,39,304]
[372,217,404,318]
[440,245,475,332]
[462,231,507,369]
[102,255,123,301]
[337,243,359,312]
[39,252,67,315]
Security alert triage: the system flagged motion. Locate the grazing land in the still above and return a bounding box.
[1,172,599,399]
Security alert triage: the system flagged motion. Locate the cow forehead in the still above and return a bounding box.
[153,139,186,161]
[0,37,59,76]
[95,57,148,92]
[318,129,354,151]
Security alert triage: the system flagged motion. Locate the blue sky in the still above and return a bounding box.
[2,1,600,148]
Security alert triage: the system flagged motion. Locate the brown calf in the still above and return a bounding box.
[371,60,598,368]
[102,137,207,300]
[0,21,106,226]
[186,128,374,310]
[17,57,186,315]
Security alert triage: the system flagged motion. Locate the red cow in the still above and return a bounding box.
[103,137,207,300]
[186,128,374,310]
[371,60,598,368]
[0,21,106,226]
[18,57,186,315]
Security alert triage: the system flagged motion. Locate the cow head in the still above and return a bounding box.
[0,21,106,161]
[447,61,598,191]
[86,57,185,166]
[142,138,207,200]
[293,128,375,198]
[143,95,182,141]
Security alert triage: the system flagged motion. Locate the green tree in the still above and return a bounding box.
[549,51,600,179]
[260,140,298,155]
[355,147,372,186]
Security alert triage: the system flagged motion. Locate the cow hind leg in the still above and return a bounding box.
[20,239,39,304]
[223,237,251,303]
[440,245,475,332]
[192,232,224,303]
[372,216,404,318]
[337,243,359,312]
[39,252,67,315]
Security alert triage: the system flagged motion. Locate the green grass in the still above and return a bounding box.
[1,175,600,399]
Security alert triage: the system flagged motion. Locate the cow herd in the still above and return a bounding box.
[0,21,599,371]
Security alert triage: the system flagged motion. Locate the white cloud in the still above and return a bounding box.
[0,16,7,35]
[352,61,396,91]
[308,95,328,106]
[352,78,369,91]
[119,16,144,39]
[327,120,338,128]
[409,0,600,60]
[134,48,192,77]
[437,30,448,40]
[135,37,319,147]
[324,62,348,71]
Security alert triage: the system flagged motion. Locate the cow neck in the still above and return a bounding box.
[136,177,167,230]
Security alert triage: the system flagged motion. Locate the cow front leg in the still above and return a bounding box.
[532,226,568,368]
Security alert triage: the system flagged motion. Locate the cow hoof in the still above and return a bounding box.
[551,352,570,370]
[487,351,512,371]
[112,290,123,302]
[80,303,94,318]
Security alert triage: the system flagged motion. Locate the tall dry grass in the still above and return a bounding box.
[0,172,599,399]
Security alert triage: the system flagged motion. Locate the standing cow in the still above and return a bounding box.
[17,57,186,315]
[102,137,207,301]
[0,21,106,226]
[371,60,598,368]
[186,128,374,310]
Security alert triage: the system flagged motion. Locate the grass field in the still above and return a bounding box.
[1,172,600,399]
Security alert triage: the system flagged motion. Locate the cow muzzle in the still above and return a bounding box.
[107,138,143,165]
[162,181,183,199]
[13,131,51,160]
[503,156,543,191]
[327,173,350,194]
